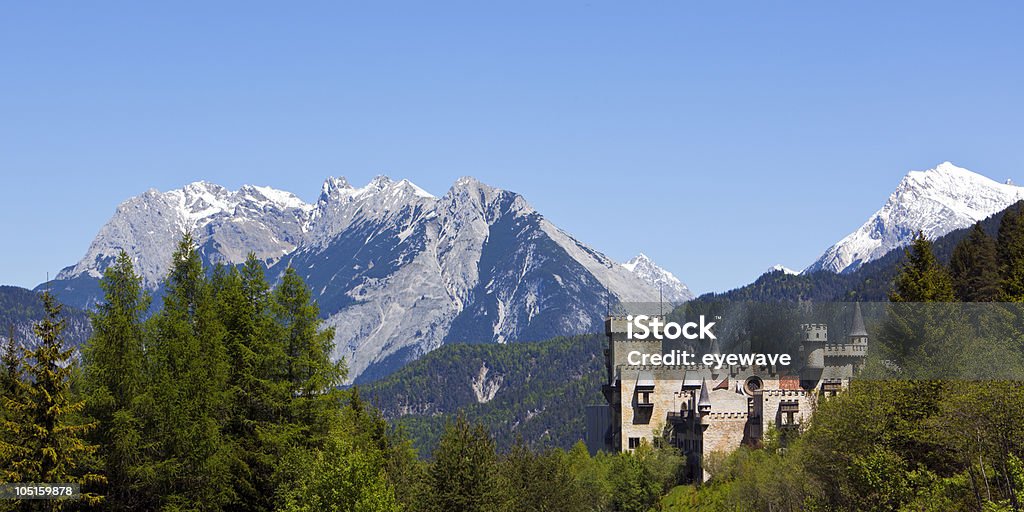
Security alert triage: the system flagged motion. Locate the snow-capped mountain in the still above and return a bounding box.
[620,254,693,303]
[45,176,691,382]
[56,181,314,289]
[766,264,798,276]
[806,162,1024,274]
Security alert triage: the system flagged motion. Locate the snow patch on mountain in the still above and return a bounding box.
[620,253,694,303]
[58,181,314,287]
[767,264,799,275]
[806,162,1024,274]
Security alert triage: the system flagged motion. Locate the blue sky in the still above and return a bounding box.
[2,1,1022,293]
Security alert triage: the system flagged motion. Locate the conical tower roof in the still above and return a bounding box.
[848,302,868,338]
[698,378,711,409]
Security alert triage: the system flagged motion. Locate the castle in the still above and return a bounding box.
[591,303,868,482]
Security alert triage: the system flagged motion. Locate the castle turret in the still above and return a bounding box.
[709,338,722,377]
[802,323,826,369]
[697,378,712,415]
[800,323,826,382]
[848,302,868,345]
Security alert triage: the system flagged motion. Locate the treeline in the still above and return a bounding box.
[0,235,695,511]
[0,235,417,511]
[665,225,1024,511]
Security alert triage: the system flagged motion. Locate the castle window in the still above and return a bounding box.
[636,390,654,408]
[780,400,799,426]
[628,437,642,449]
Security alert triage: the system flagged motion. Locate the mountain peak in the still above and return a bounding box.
[767,264,798,275]
[621,253,651,272]
[395,179,435,198]
[807,162,1024,274]
[620,253,693,303]
[368,175,393,190]
[320,176,353,200]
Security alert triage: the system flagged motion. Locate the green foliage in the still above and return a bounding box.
[0,327,29,486]
[64,236,383,511]
[500,438,590,512]
[890,231,954,302]
[665,381,1024,512]
[278,425,403,512]
[998,203,1024,301]
[82,250,150,510]
[210,256,290,511]
[0,291,105,508]
[951,223,1001,302]
[418,414,503,512]
[274,266,347,450]
[142,235,235,509]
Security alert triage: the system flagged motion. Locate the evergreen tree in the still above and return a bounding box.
[500,438,588,512]
[278,400,404,512]
[4,292,105,507]
[950,223,1001,302]
[212,255,290,512]
[338,388,422,509]
[998,204,1024,301]
[144,234,233,509]
[890,231,954,302]
[0,326,30,484]
[419,415,502,512]
[82,251,150,510]
[1,326,19,396]
[272,266,345,449]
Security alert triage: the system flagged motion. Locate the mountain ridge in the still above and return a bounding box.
[42,176,692,382]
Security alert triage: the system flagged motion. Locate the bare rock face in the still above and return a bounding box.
[56,181,313,291]
[807,162,1024,274]
[46,176,693,383]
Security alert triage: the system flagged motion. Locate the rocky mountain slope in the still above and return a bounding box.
[42,176,691,382]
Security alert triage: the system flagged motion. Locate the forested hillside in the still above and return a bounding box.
[366,334,606,454]
[0,285,91,350]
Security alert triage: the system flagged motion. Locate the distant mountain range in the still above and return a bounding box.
[18,161,1023,382]
[39,176,691,382]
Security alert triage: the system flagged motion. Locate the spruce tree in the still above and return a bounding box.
[82,251,150,511]
[212,255,289,512]
[272,266,345,449]
[419,414,502,512]
[0,327,29,483]
[998,203,1024,300]
[5,292,105,507]
[1,326,19,396]
[889,231,954,302]
[950,223,1001,302]
[145,234,233,509]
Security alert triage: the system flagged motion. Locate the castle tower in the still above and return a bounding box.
[800,323,826,384]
